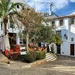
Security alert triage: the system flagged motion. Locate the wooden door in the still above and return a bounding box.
[70,44,74,55]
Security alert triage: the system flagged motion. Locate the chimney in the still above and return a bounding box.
[49,2,53,15]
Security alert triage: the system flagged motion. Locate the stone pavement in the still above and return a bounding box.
[0,55,75,75]
[1,60,29,69]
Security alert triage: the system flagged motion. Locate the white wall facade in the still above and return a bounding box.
[0,0,27,45]
[54,17,75,56]
[61,42,70,56]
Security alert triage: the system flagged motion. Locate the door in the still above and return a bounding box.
[8,33,16,46]
[70,44,74,55]
[56,44,61,54]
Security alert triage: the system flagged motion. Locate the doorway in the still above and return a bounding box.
[56,44,61,54]
[8,33,16,47]
[70,44,74,55]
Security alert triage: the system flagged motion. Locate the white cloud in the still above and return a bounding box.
[25,0,74,12]
[70,12,75,14]
[70,0,75,2]
[69,12,75,15]
[52,0,68,9]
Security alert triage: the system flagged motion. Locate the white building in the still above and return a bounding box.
[0,0,29,48]
[50,14,75,56]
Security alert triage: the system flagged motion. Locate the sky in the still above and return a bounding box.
[24,0,75,16]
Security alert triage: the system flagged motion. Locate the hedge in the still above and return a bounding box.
[19,50,46,63]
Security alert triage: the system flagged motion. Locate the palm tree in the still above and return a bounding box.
[0,0,23,35]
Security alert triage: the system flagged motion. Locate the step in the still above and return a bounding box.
[46,58,57,62]
[46,56,56,59]
[46,55,57,58]
[46,53,57,62]
[46,58,57,61]
[46,53,57,57]
[46,57,56,60]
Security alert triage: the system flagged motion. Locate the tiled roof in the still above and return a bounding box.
[51,14,75,20]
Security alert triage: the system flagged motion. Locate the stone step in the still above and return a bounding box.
[46,53,57,57]
[46,53,57,56]
[47,57,56,61]
[46,56,56,60]
[46,55,57,57]
[46,56,56,59]
[47,58,57,62]
[46,53,57,62]
[46,55,56,58]
[46,57,55,60]
[46,55,56,59]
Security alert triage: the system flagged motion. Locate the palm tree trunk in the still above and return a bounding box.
[3,17,8,35]
[4,23,7,35]
[26,32,29,51]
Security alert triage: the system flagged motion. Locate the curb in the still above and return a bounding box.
[22,59,46,68]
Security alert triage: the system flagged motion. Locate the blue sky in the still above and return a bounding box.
[24,0,75,16]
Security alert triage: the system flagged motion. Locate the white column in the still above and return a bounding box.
[16,33,20,45]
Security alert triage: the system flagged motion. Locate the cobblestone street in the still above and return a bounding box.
[0,55,75,75]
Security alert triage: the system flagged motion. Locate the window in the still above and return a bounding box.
[52,21,55,25]
[71,38,74,41]
[17,5,19,9]
[60,19,63,26]
[71,18,74,24]
[44,13,49,16]
[1,22,2,30]
[56,31,61,36]
[64,34,68,39]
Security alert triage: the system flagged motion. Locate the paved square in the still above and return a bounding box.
[0,55,75,75]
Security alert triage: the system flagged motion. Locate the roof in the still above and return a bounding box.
[51,14,75,20]
[41,12,58,19]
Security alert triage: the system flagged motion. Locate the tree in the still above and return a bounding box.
[0,0,23,35]
[52,34,62,45]
[17,8,43,51]
[29,25,62,45]
[30,25,55,43]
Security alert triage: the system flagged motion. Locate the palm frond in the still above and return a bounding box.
[8,11,22,18]
[5,0,11,12]
[0,11,2,17]
[0,3,2,8]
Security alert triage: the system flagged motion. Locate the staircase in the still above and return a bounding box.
[46,53,57,62]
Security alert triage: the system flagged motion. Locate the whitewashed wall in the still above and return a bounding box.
[61,42,70,56]
[0,0,26,44]
[61,29,68,41]
[55,20,59,27]
[54,18,75,56]
[64,18,69,29]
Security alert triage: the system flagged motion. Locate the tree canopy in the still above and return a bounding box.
[17,8,43,32]
[17,8,43,51]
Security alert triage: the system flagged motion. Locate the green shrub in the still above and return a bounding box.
[24,50,36,63]
[36,51,41,60]
[36,50,46,60]
[18,54,25,61]
[40,50,46,59]
[19,50,46,63]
